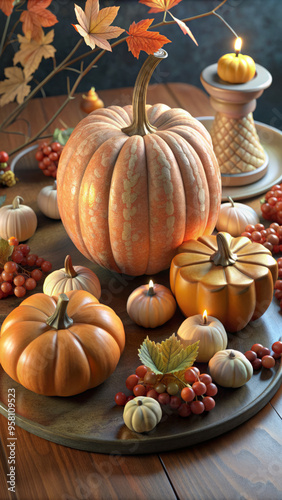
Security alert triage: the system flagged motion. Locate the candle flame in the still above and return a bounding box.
[203,310,208,324]
[234,37,242,53]
[149,280,154,288]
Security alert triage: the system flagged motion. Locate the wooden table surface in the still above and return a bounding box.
[0,83,282,500]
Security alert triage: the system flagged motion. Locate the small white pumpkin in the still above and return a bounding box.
[0,196,37,241]
[43,255,101,299]
[37,181,60,219]
[216,197,259,236]
[123,396,162,433]
[208,349,253,388]
[177,313,228,362]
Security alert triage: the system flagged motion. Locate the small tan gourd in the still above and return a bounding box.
[123,396,162,433]
[208,349,253,388]
[37,181,60,219]
[177,314,228,362]
[216,197,259,236]
[43,255,101,299]
[0,196,37,241]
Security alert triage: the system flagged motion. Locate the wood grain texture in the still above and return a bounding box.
[0,413,176,500]
[160,402,282,500]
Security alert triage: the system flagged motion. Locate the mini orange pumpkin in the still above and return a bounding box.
[0,290,125,396]
[170,232,278,332]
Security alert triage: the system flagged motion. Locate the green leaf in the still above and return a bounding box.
[138,334,199,375]
[53,127,74,146]
[0,195,6,208]
[0,239,13,266]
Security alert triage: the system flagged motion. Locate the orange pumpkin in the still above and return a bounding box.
[57,50,221,276]
[0,290,125,396]
[170,232,278,332]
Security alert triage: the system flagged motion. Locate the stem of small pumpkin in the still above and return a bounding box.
[210,232,237,267]
[227,196,235,207]
[64,255,78,278]
[122,49,168,137]
[12,196,24,209]
[46,294,73,330]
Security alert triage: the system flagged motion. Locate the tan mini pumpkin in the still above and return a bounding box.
[170,232,278,332]
[126,281,176,328]
[208,349,253,388]
[177,314,228,362]
[0,196,37,241]
[37,181,60,219]
[123,396,162,433]
[57,50,221,276]
[43,255,101,299]
[216,197,259,236]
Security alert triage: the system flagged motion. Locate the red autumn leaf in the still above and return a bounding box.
[0,0,14,16]
[126,19,171,59]
[139,0,183,14]
[20,0,58,43]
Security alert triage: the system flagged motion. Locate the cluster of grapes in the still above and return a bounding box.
[35,141,63,178]
[115,365,218,417]
[0,237,52,299]
[274,262,282,310]
[260,184,282,223]
[241,222,282,254]
[244,341,282,371]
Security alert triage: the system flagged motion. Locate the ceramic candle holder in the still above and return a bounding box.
[200,63,272,187]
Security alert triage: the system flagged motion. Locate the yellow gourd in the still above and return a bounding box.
[217,53,256,84]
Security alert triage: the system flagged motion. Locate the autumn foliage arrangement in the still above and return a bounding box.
[0,0,230,158]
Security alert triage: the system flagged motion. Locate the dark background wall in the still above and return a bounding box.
[1,0,281,128]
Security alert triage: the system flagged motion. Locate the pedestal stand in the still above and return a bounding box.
[200,64,272,186]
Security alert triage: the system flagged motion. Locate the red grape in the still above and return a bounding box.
[178,403,192,417]
[158,393,170,405]
[31,269,43,281]
[146,389,158,400]
[135,365,148,378]
[25,278,37,290]
[244,350,257,363]
[133,385,146,397]
[202,396,216,411]
[190,400,205,414]
[192,381,207,396]
[125,374,139,391]
[261,355,275,369]
[115,392,127,406]
[205,383,218,397]
[272,341,282,355]
[181,387,195,403]
[14,286,26,298]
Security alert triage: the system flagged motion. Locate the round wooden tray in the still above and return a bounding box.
[0,281,281,455]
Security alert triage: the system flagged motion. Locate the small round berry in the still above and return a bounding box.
[114,392,127,406]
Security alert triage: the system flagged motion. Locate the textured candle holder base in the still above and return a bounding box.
[200,63,272,187]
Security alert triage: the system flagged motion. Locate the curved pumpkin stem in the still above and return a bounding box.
[46,293,73,330]
[122,49,168,137]
[210,232,237,267]
[12,196,24,209]
[64,255,77,278]
[227,196,235,207]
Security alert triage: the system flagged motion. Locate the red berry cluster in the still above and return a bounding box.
[241,222,282,254]
[35,141,63,178]
[0,151,10,171]
[0,238,52,299]
[115,365,218,417]
[261,184,282,223]
[244,342,282,371]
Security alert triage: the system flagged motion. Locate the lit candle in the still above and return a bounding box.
[126,281,176,328]
[217,37,256,84]
[177,311,228,363]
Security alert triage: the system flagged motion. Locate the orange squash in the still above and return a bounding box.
[57,50,221,276]
[0,290,125,396]
[170,232,278,332]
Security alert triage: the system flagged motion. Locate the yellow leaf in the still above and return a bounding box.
[0,67,31,106]
[138,334,199,374]
[14,31,56,79]
[73,0,124,51]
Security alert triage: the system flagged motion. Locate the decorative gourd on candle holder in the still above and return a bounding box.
[57,50,221,276]
[201,37,272,187]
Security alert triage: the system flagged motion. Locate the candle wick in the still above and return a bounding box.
[147,285,155,297]
[203,316,207,325]
[235,50,240,57]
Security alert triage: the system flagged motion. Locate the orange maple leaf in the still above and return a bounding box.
[20,0,58,43]
[139,0,183,14]
[73,0,124,51]
[0,0,14,16]
[126,19,171,59]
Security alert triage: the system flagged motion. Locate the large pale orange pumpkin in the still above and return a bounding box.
[0,290,125,396]
[57,50,221,276]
